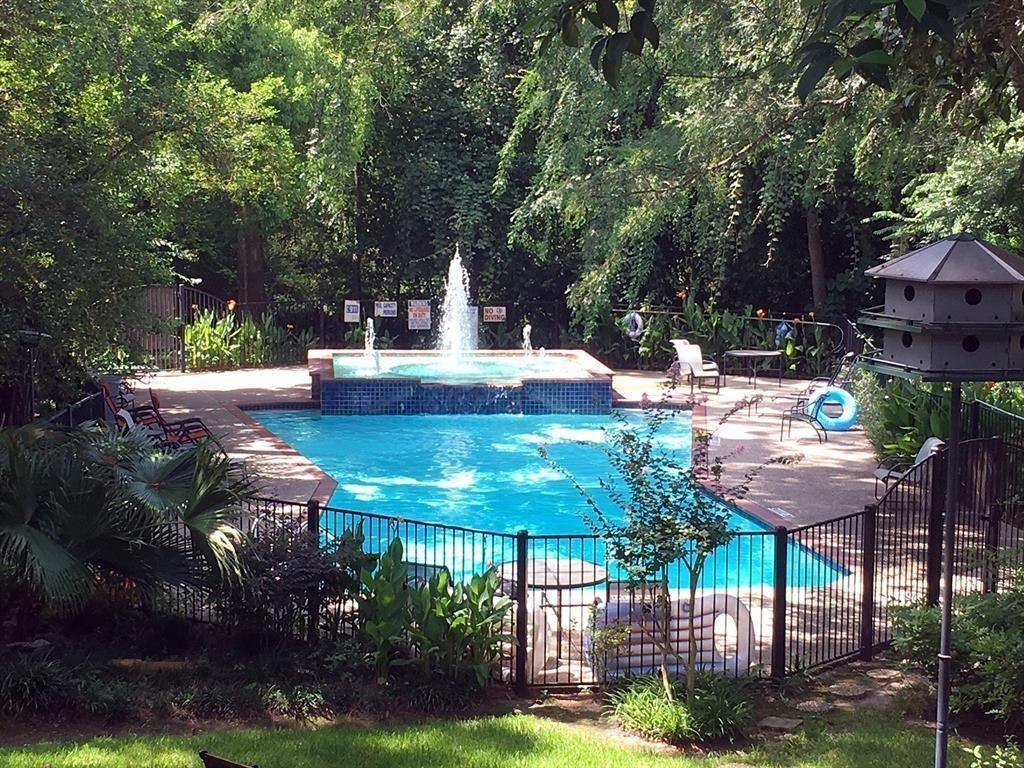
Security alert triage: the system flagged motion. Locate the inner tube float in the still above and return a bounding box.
[808,386,859,431]
[624,310,645,340]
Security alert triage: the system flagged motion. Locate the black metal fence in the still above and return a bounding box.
[156,436,1024,692]
[43,391,105,427]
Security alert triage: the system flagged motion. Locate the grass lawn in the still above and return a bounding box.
[0,710,972,768]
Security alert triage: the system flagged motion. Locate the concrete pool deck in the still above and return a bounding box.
[144,365,879,524]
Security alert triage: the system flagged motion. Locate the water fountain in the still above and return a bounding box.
[309,243,613,414]
[436,246,476,356]
[363,318,380,374]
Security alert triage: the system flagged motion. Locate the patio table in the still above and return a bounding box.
[498,558,607,679]
[722,349,784,389]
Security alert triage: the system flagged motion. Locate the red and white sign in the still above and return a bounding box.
[483,306,506,323]
[408,299,431,330]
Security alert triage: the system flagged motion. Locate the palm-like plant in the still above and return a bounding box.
[0,422,255,620]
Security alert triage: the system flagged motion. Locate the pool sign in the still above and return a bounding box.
[343,300,360,323]
[483,306,506,323]
[408,299,431,330]
[374,300,398,318]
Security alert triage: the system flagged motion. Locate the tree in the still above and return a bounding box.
[542,407,732,702]
[0,422,254,630]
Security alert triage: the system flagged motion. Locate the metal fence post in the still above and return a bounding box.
[515,529,529,697]
[926,452,946,605]
[860,505,877,660]
[984,437,1005,594]
[306,499,321,644]
[968,399,981,439]
[771,525,788,680]
[177,283,187,372]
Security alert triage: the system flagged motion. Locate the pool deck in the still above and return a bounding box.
[144,366,879,525]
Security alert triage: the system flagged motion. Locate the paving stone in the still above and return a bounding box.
[794,699,836,713]
[718,763,757,768]
[866,668,901,681]
[758,716,804,731]
[828,681,870,699]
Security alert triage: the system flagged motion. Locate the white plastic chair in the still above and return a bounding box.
[594,591,755,678]
[670,339,721,394]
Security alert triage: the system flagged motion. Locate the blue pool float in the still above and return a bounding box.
[808,386,859,431]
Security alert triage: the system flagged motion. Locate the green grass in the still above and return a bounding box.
[0,711,971,768]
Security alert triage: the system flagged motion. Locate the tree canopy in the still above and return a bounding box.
[1,0,1022,401]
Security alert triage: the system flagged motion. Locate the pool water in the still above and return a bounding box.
[249,409,846,588]
[331,353,590,382]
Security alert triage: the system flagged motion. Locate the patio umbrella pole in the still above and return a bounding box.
[934,381,961,768]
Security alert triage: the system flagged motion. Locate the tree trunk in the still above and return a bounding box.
[686,569,698,706]
[237,207,267,315]
[806,205,827,312]
[660,573,675,700]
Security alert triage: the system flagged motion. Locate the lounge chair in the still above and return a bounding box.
[794,352,858,410]
[874,437,944,498]
[669,340,721,394]
[780,392,829,442]
[594,591,755,677]
[143,390,221,446]
[199,751,257,768]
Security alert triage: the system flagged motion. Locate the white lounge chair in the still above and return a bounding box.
[874,437,945,498]
[670,340,721,394]
[594,589,755,678]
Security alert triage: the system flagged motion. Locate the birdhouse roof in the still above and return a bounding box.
[865,234,1024,284]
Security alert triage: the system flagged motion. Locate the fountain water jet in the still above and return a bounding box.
[522,324,533,356]
[437,246,476,357]
[363,318,380,373]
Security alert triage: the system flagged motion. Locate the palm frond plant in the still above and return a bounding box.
[0,422,255,633]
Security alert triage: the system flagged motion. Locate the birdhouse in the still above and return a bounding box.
[860,234,1024,381]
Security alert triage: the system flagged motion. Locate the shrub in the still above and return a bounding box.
[216,522,374,647]
[968,742,1023,768]
[608,674,752,744]
[358,538,513,693]
[891,572,1024,731]
[0,653,69,716]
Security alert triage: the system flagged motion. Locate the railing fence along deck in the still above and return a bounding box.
[163,436,1024,692]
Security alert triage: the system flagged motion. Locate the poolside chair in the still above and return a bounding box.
[405,561,446,587]
[780,392,829,443]
[199,751,257,768]
[874,437,944,499]
[595,592,755,678]
[669,340,721,394]
[144,390,222,447]
[793,352,858,410]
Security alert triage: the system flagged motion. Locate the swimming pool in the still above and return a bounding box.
[248,409,846,588]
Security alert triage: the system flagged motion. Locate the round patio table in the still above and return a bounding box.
[499,558,607,590]
[722,349,784,389]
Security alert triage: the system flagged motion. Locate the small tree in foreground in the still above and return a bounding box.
[543,396,800,703]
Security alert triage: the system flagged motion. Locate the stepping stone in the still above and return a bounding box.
[758,716,803,731]
[795,699,835,713]
[866,668,901,681]
[719,764,756,768]
[828,681,869,699]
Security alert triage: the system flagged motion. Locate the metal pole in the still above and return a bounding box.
[934,382,961,768]
[770,525,788,679]
[514,529,529,697]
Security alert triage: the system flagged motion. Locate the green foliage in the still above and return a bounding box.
[0,422,253,618]
[967,742,1024,768]
[853,370,948,460]
[544,406,733,700]
[406,567,514,689]
[358,537,513,694]
[608,674,752,744]
[185,310,318,370]
[358,537,411,683]
[891,572,1024,730]
[214,523,375,646]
